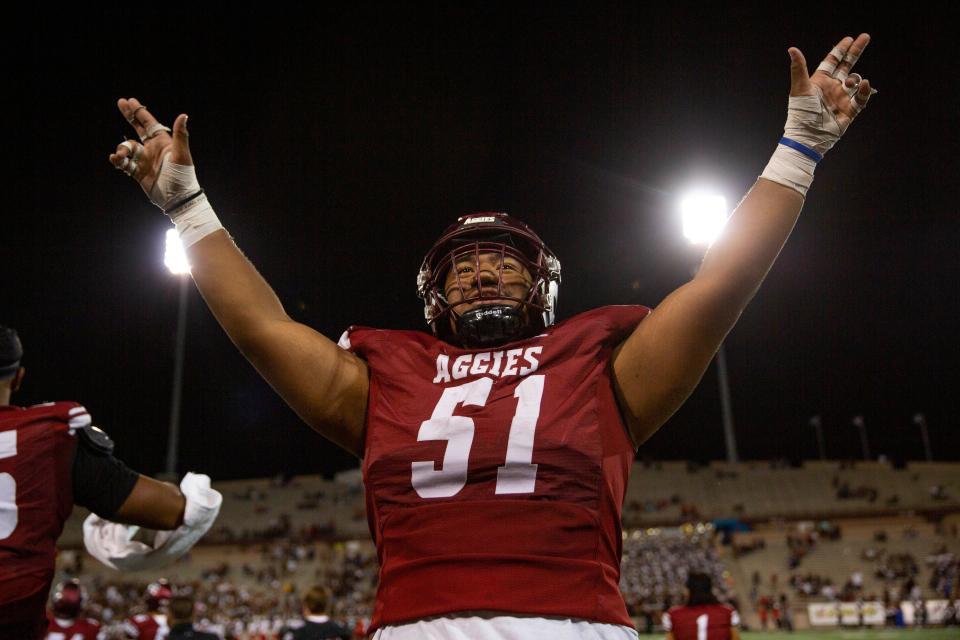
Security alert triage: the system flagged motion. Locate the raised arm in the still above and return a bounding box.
[613,34,875,444]
[108,100,368,456]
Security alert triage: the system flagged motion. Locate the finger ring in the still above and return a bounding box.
[127,104,148,124]
[843,73,863,98]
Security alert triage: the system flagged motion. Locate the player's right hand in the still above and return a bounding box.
[109,98,193,204]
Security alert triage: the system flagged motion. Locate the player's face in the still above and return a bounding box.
[443,251,533,317]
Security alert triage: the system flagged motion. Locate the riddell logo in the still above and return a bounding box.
[463,216,496,225]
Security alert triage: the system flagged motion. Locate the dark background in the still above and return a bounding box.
[12,5,959,479]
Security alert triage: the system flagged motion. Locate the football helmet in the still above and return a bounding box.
[51,579,84,619]
[0,325,22,378]
[417,213,561,347]
[145,579,173,610]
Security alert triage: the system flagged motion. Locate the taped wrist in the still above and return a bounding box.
[760,90,844,197]
[761,144,816,197]
[170,193,224,248]
[149,154,224,247]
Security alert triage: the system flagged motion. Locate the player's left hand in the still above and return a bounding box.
[788,33,875,136]
[109,98,194,209]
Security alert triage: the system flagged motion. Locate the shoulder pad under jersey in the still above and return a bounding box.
[77,423,115,455]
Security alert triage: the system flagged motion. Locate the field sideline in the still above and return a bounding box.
[742,630,957,640]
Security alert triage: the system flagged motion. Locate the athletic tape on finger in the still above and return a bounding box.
[841,47,863,71]
[815,46,847,75]
[144,123,172,140]
[851,89,873,113]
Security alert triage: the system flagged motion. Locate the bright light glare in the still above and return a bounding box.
[164,229,191,275]
[680,192,728,246]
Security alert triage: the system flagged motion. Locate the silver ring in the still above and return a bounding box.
[127,104,148,124]
[844,73,864,98]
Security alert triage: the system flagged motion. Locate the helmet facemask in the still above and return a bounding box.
[418,214,561,348]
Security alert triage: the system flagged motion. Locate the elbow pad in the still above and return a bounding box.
[83,472,222,571]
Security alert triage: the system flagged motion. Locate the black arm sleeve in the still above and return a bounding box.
[71,442,140,519]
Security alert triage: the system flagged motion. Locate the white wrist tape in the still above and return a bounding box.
[148,154,224,247]
[761,145,817,197]
[171,194,224,248]
[82,472,222,572]
[760,89,845,197]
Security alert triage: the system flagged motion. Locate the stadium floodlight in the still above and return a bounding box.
[680,192,728,246]
[164,228,191,275]
[163,228,191,480]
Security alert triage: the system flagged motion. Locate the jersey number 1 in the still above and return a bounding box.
[0,431,17,540]
[412,375,544,498]
[696,614,709,640]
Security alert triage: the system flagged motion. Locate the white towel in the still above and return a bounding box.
[83,472,222,571]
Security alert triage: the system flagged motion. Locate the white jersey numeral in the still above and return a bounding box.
[696,614,709,640]
[412,375,546,498]
[412,377,493,498]
[495,375,544,494]
[0,430,18,540]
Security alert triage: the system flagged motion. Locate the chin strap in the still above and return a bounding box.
[454,305,531,348]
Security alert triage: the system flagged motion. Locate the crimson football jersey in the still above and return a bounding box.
[339,305,649,631]
[123,613,168,640]
[45,614,102,640]
[0,402,88,638]
[664,604,740,640]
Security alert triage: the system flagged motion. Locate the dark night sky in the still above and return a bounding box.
[12,6,959,480]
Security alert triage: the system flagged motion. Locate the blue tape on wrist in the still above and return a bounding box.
[779,137,822,163]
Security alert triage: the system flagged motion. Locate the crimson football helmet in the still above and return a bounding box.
[145,579,173,610]
[51,579,84,619]
[418,212,561,347]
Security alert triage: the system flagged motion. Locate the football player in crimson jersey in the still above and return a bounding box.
[663,573,741,640]
[123,581,173,640]
[109,32,875,639]
[0,328,212,640]
[45,580,103,640]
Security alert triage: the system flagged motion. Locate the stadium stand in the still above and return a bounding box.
[53,461,960,636]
